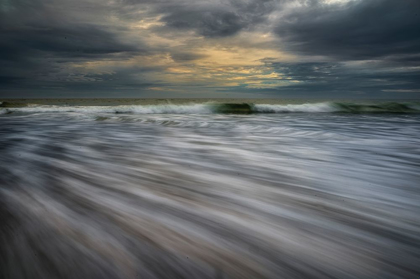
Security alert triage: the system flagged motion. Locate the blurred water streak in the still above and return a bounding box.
[1,111,420,278]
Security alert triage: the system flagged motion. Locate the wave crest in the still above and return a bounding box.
[1,101,419,115]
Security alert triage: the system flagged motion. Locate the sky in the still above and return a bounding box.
[1,0,420,99]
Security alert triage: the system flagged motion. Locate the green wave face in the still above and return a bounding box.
[332,102,420,113]
[211,103,255,114]
[0,101,29,108]
[212,102,420,114]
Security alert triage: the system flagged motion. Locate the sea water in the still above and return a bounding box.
[1,101,420,278]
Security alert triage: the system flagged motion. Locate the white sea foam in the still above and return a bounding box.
[0,104,213,114]
[0,102,337,115]
[253,103,336,113]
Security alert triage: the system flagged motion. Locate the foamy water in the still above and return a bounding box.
[1,100,420,115]
[1,106,420,278]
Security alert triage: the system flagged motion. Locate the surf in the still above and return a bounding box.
[1,101,419,115]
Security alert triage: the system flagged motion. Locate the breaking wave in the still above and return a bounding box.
[1,101,419,115]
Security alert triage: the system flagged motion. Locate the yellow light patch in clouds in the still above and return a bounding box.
[66,24,296,91]
[166,67,194,74]
[132,17,165,30]
[245,80,293,89]
[197,47,293,67]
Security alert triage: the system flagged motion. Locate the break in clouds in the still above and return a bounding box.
[1,0,420,98]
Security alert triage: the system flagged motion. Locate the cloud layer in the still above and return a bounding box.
[1,0,419,98]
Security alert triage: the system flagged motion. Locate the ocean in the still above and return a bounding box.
[1,99,420,278]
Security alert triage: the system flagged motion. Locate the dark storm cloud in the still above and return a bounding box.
[160,0,277,37]
[0,26,139,62]
[0,0,144,61]
[163,9,243,37]
[257,60,420,97]
[267,0,420,97]
[0,0,149,95]
[275,0,420,60]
